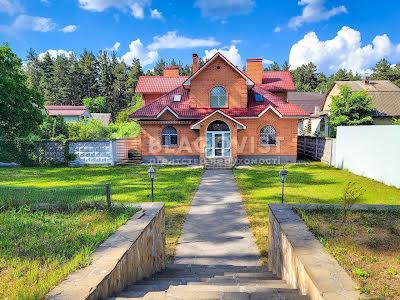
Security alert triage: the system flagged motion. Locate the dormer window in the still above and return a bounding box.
[255,93,264,102]
[210,86,227,108]
[173,94,181,102]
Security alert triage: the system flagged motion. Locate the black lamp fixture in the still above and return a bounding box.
[279,166,288,204]
[148,166,156,202]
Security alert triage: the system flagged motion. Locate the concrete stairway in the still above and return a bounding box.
[111,264,308,300]
[204,158,235,169]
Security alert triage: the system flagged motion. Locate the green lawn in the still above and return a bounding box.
[0,207,136,300]
[297,209,400,300]
[0,165,203,261]
[234,162,400,264]
[0,165,202,299]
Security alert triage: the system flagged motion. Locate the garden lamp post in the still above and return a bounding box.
[279,167,288,204]
[148,166,156,202]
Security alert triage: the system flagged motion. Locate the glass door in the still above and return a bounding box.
[206,131,231,158]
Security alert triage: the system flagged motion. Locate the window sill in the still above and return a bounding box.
[162,145,178,148]
[260,144,277,147]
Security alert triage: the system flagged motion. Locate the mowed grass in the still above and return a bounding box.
[0,165,203,261]
[234,162,400,264]
[0,207,136,300]
[297,209,400,300]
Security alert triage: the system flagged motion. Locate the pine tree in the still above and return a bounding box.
[282,61,290,71]
[38,52,55,103]
[26,48,41,91]
[79,50,98,99]
[153,59,166,76]
[127,58,144,92]
[264,61,280,71]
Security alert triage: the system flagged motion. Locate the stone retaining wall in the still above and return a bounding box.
[268,204,360,300]
[47,202,165,300]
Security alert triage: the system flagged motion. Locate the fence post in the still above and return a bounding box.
[105,183,111,208]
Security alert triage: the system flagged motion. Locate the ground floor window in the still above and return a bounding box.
[162,126,178,146]
[260,125,276,146]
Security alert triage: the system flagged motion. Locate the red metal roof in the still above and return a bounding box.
[262,71,295,91]
[45,106,88,116]
[131,84,309,119]
[135,76,188,94]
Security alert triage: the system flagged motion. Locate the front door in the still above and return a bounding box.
[206,131,231,158]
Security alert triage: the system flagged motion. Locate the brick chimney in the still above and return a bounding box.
[163,66,180,77]
[246,58,263,84]
[192,53,199,74]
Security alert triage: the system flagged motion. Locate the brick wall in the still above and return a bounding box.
[238,110,298,156]
[140,111,200,156]
[189,56,248,109]
[139,110,298,159]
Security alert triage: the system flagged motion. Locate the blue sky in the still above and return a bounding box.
[1,0,400,74]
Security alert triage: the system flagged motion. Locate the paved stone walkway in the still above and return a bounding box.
[174,170,260,266]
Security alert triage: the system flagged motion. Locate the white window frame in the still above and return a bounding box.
[260,125,277,146]
[162,126,178,146]
[210,86,227,108]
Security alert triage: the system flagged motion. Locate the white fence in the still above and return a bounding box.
[335,125,400,188]
[69,138,141,166]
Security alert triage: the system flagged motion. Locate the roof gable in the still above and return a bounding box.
[183,52,254,88]
[190,110,247,129]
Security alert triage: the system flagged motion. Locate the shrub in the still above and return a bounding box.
[109,121,141,139]
[67,119,111,140]
[83,96,109,113]
[115,95,143,124]
[341,182,365,209]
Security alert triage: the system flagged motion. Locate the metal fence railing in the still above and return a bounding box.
[0,183,112,212]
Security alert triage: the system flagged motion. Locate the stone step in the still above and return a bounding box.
[165,264,269,272]
[114,289,307,300]
[166,289,306,300]
[205,276,285,285]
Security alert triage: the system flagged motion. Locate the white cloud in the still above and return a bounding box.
[147,31,220,51]
[274,26,281,33]
[231,39,242,45]
[204,45,242,67]
[289,0,347,29]
[38,50,74,60]
[150,8,163,20]
[0,0,24,15]
[195,0,255,19]
[0,14,57,33]
[105,42,121,52]
[289,26,400,74]
[61,25,78,33]
[263,59,274,65]
[121,39,158,66]
[78,0,150,19]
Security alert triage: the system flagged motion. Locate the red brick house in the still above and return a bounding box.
[131,52,309,166]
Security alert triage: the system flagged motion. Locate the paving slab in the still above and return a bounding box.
[174,170,260,266]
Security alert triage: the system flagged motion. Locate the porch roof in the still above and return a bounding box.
[190,110,247,130]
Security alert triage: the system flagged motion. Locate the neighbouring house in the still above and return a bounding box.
[323,79,400,129]
[91,113,112,126]
[45,105,92,122]
[287,92,328,136]
[130,52,309,166]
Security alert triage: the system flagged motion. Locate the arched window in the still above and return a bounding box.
[207,120,230,131]
[210,86,227,108]
[319,118,326,133]
[260,125,276,146]
[162,126,177,146]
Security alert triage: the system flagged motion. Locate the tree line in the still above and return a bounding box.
[25,50,197,119]
[264,59,400,92]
